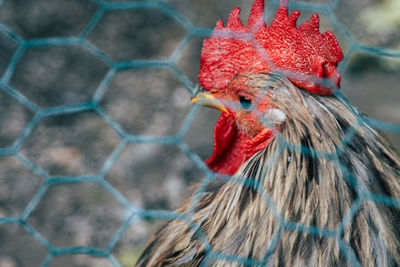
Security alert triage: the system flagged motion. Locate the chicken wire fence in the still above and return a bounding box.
[0,0,399,266]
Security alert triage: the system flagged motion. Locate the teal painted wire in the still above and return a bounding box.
[0,0,399,266]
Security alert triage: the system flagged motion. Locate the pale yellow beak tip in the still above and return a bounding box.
[190,96,199,105]
[190,92,229,114]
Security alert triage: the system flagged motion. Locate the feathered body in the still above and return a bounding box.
[136,0,400,265]
[137,74,400,266]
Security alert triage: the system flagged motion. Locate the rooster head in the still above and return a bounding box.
[192,0,343,175]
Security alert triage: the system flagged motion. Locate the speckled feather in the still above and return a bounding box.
[136,74,400,266]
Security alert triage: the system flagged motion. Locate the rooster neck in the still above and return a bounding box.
[220,82,400,265]
[137,74,400,266]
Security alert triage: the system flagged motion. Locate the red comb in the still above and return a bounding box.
[198,0,344,95]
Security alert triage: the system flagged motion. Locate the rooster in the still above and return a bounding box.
[136,0,400,266]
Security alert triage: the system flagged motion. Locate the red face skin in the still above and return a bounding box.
[204,76,276,175]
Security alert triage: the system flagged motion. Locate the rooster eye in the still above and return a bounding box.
[239,96,252,109]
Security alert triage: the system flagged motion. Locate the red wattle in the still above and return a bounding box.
[205,113,275,175]
[205,112,236,167]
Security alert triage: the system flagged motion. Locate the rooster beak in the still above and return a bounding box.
[191,91,229,114]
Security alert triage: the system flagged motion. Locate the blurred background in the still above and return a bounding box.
[0,0,399,266]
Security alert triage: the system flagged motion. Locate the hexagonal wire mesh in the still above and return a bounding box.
[0,0,399,266]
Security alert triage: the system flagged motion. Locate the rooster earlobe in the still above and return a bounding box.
[263,108,286,126]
